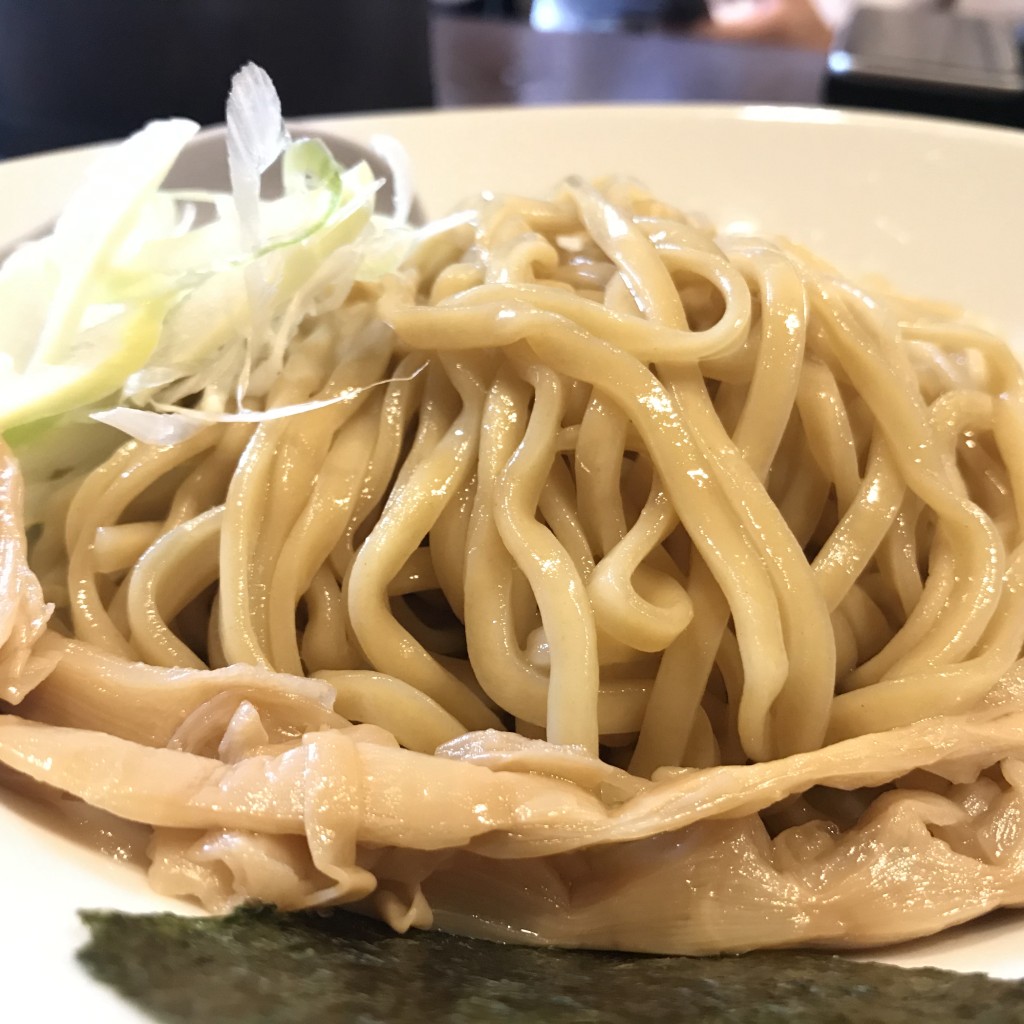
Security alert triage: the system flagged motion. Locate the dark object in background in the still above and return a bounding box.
[824,6,1024,128]
[430,0,530,16]
[0,0,434,158]
[530,0,710,32]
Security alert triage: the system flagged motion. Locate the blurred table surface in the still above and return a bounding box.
[430,13,828,106]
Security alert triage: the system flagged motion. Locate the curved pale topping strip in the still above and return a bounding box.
[0,700,1022,952]
[0,441,55,704]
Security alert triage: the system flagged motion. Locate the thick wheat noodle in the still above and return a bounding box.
[267,397,382,676]
[3,176,1024,955]
[537,455,595,581]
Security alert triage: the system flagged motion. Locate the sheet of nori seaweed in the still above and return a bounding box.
[78,905,1024,1023]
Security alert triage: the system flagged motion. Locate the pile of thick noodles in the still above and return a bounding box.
[2,177,1024,953]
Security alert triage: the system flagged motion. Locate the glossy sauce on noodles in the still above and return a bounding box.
[0,170,1023,954]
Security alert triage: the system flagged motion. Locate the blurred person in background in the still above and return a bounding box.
[529,0,833,48]
[696,0,833,50]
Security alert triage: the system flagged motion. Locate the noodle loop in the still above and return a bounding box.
[4,177,1024,955]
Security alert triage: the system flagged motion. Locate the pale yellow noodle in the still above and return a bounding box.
[6,175,1024,958]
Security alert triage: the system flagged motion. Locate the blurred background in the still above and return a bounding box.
[0,0,1021,158]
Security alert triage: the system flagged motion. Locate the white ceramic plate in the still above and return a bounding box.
[2,105,1024,1021]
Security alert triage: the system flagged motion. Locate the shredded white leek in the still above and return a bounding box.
[0,64,417,446]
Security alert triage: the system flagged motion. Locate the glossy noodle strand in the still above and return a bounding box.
[2,177,1024,954]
